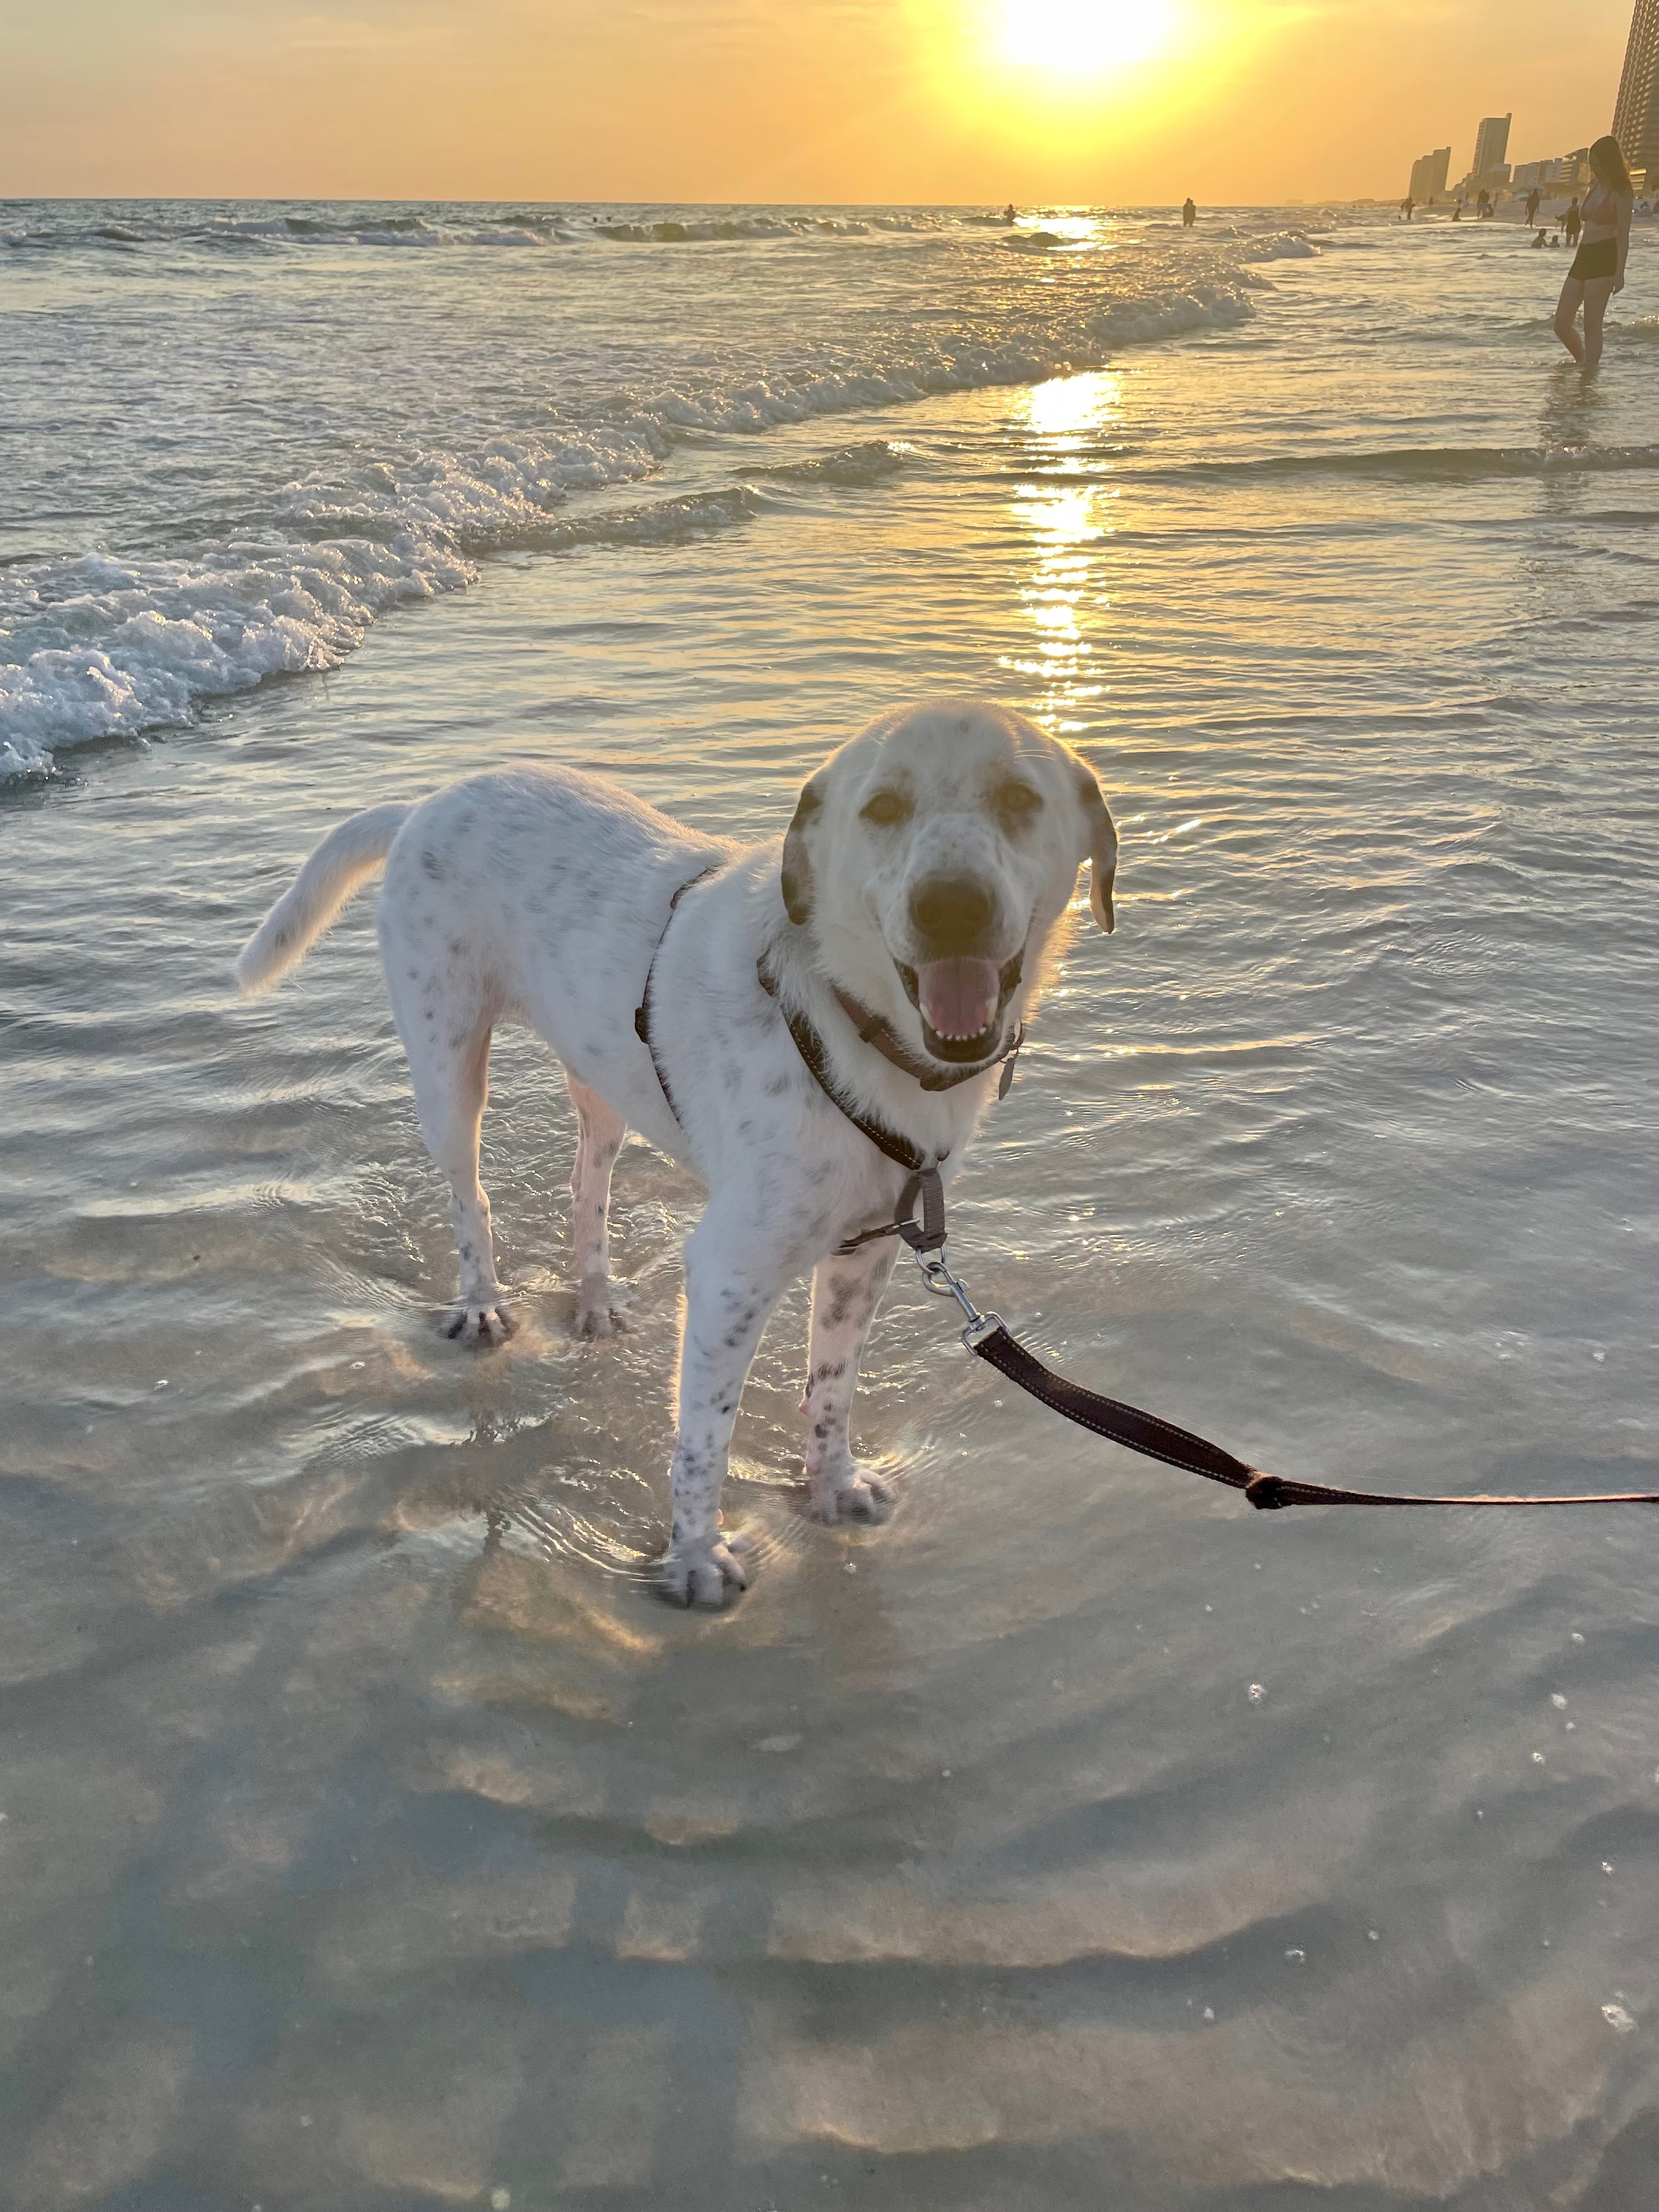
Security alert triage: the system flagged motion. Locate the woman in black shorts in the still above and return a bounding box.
[1554,137,1634,365]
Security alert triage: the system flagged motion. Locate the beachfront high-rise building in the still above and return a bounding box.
[1409,147,1452,202]
[1613,0,1659,182]
[1471,114,1512,179]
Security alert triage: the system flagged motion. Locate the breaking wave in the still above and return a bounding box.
[1,201,1308,778]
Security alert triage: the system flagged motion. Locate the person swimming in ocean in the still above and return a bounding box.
[1003,204,1017,224]
[1182,198,1197,228]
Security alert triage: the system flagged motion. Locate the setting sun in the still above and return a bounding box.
[994,0,1179,77]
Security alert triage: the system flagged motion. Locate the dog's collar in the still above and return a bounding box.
[827,975,1024,1096]
[755,951,1023,1178]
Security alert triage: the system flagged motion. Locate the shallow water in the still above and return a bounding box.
[3,208,1659,2208]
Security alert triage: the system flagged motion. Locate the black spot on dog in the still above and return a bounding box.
[764,1075,789,1097]
[421,850,445,882]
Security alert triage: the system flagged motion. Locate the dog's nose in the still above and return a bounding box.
[909,874,995,953]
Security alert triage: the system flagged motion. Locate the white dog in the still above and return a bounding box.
[234,699,1116,1605]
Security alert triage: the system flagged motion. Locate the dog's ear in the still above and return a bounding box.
[781,779,823,927]
[1075,765,1118,934]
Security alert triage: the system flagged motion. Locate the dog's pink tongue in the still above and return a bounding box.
[917,957,1000,1042]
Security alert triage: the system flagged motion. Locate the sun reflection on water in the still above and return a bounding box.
[1003,371,1122,718]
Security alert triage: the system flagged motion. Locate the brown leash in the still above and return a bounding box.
[901,1229,1659,1512]
[962,1313,1659,1509]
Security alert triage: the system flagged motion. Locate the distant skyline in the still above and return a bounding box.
[2,0,1640,205]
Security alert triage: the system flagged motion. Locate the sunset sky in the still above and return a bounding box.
[6,0,1639,205]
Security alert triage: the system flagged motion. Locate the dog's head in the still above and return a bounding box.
[780,699,1117,1064]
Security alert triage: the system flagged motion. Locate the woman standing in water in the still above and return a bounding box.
[1553,137,1634,366]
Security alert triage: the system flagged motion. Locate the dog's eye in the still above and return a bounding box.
[997,782,1043,823]
[861,790,911,827]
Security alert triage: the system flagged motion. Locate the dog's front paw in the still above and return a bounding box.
[808,1460,893,1525]
[444,1299,515,1347]
[574,1274,629,1341]
[659,1536,749,1609]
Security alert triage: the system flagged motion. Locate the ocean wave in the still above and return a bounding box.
[1,227,1268,777]
[1239,233,1321,260]
[0,537,467,780]
[2,206,960,255]
[1144,441,1659,485]
[4,205,1323,260]
[0,420,675,777]
[744,439,916,486]
[0,480,774,782]
[596,213,877,243]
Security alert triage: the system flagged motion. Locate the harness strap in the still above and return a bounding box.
[837,1167,948,1256]
[755,958,940,1178]
[966,1321,1659,1510]
[634,866,718,1127]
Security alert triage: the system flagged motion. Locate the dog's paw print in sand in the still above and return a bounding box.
[444,1300,516,1347]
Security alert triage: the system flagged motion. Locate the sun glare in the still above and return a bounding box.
[994,0,1176,76]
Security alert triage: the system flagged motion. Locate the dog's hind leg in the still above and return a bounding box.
[404,1013,513,1346]
[565,1074,628,1339]
[382,893,512,1345]
[803,1238,899,1522]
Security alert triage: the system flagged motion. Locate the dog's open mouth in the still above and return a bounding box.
[896,955,1022,1063]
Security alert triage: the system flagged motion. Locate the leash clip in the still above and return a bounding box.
[913,1246,1001,1350]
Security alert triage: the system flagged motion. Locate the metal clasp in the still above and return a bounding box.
[913,1245,1003,1349]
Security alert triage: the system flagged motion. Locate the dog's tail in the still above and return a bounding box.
[233,802,414,996]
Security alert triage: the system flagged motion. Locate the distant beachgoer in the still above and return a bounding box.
[1003,204,1017,224]
[1182,197,1197,228]
[1554,137,1634,366]
[1525,187,1541,225]
[1401,195,1414,222]
[1563,198,1582,244]
[1476,188,1492,218]
[1452,200,1462,221]
[1532,227,1548,247]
